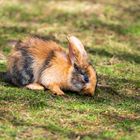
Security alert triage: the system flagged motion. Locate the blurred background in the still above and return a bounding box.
[0,0,140,139]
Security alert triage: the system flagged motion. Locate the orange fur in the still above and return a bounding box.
[7,36,97,96]
[82,65,97,95]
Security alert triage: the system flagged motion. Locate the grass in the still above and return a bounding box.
[0,0,140,139]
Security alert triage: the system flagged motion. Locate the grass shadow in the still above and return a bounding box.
[0,71,139,109]
[87,47,140,64]
[0,25,30,36]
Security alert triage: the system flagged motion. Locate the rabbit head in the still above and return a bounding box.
[67,36,97,96]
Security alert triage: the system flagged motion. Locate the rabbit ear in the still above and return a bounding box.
[67,36,88,66]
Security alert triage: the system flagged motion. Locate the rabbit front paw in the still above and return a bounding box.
[48,84,65,96]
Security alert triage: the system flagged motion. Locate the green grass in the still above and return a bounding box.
[0,0,140,139]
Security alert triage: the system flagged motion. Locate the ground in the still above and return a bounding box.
[0,0,140,140]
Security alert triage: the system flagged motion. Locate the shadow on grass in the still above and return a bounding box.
[0,25,62,45]
[0,109,79,139]
[110,0,140,22]
[101,111,140,133]
[0,25,30,35]
[0,107,139,139]
[0,73,139,138]
[0,25,31,49]
[87,0,140,21]
[87,47,140,64]
[0,73,139,110]
[0,110,90,139]
[31,34,60,43]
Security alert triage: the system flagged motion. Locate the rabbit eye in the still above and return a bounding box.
[83,74,89,83]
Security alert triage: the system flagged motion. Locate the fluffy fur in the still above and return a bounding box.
[7,36,97,96]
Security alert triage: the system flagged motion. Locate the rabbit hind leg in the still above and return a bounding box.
[26,83,45,90]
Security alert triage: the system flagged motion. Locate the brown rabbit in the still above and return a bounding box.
[7,36,97,96]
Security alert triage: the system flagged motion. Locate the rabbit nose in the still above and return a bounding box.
[84,75,89,83]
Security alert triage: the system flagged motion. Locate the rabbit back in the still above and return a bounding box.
[7,37,68,87]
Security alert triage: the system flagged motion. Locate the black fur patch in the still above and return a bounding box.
[11,45,34,86]
[0,72,12,83]
[39,51,55,75]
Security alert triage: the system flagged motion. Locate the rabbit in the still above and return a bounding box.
[7,36,97,96]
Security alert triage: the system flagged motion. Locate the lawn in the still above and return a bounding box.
[0,0,140,139]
